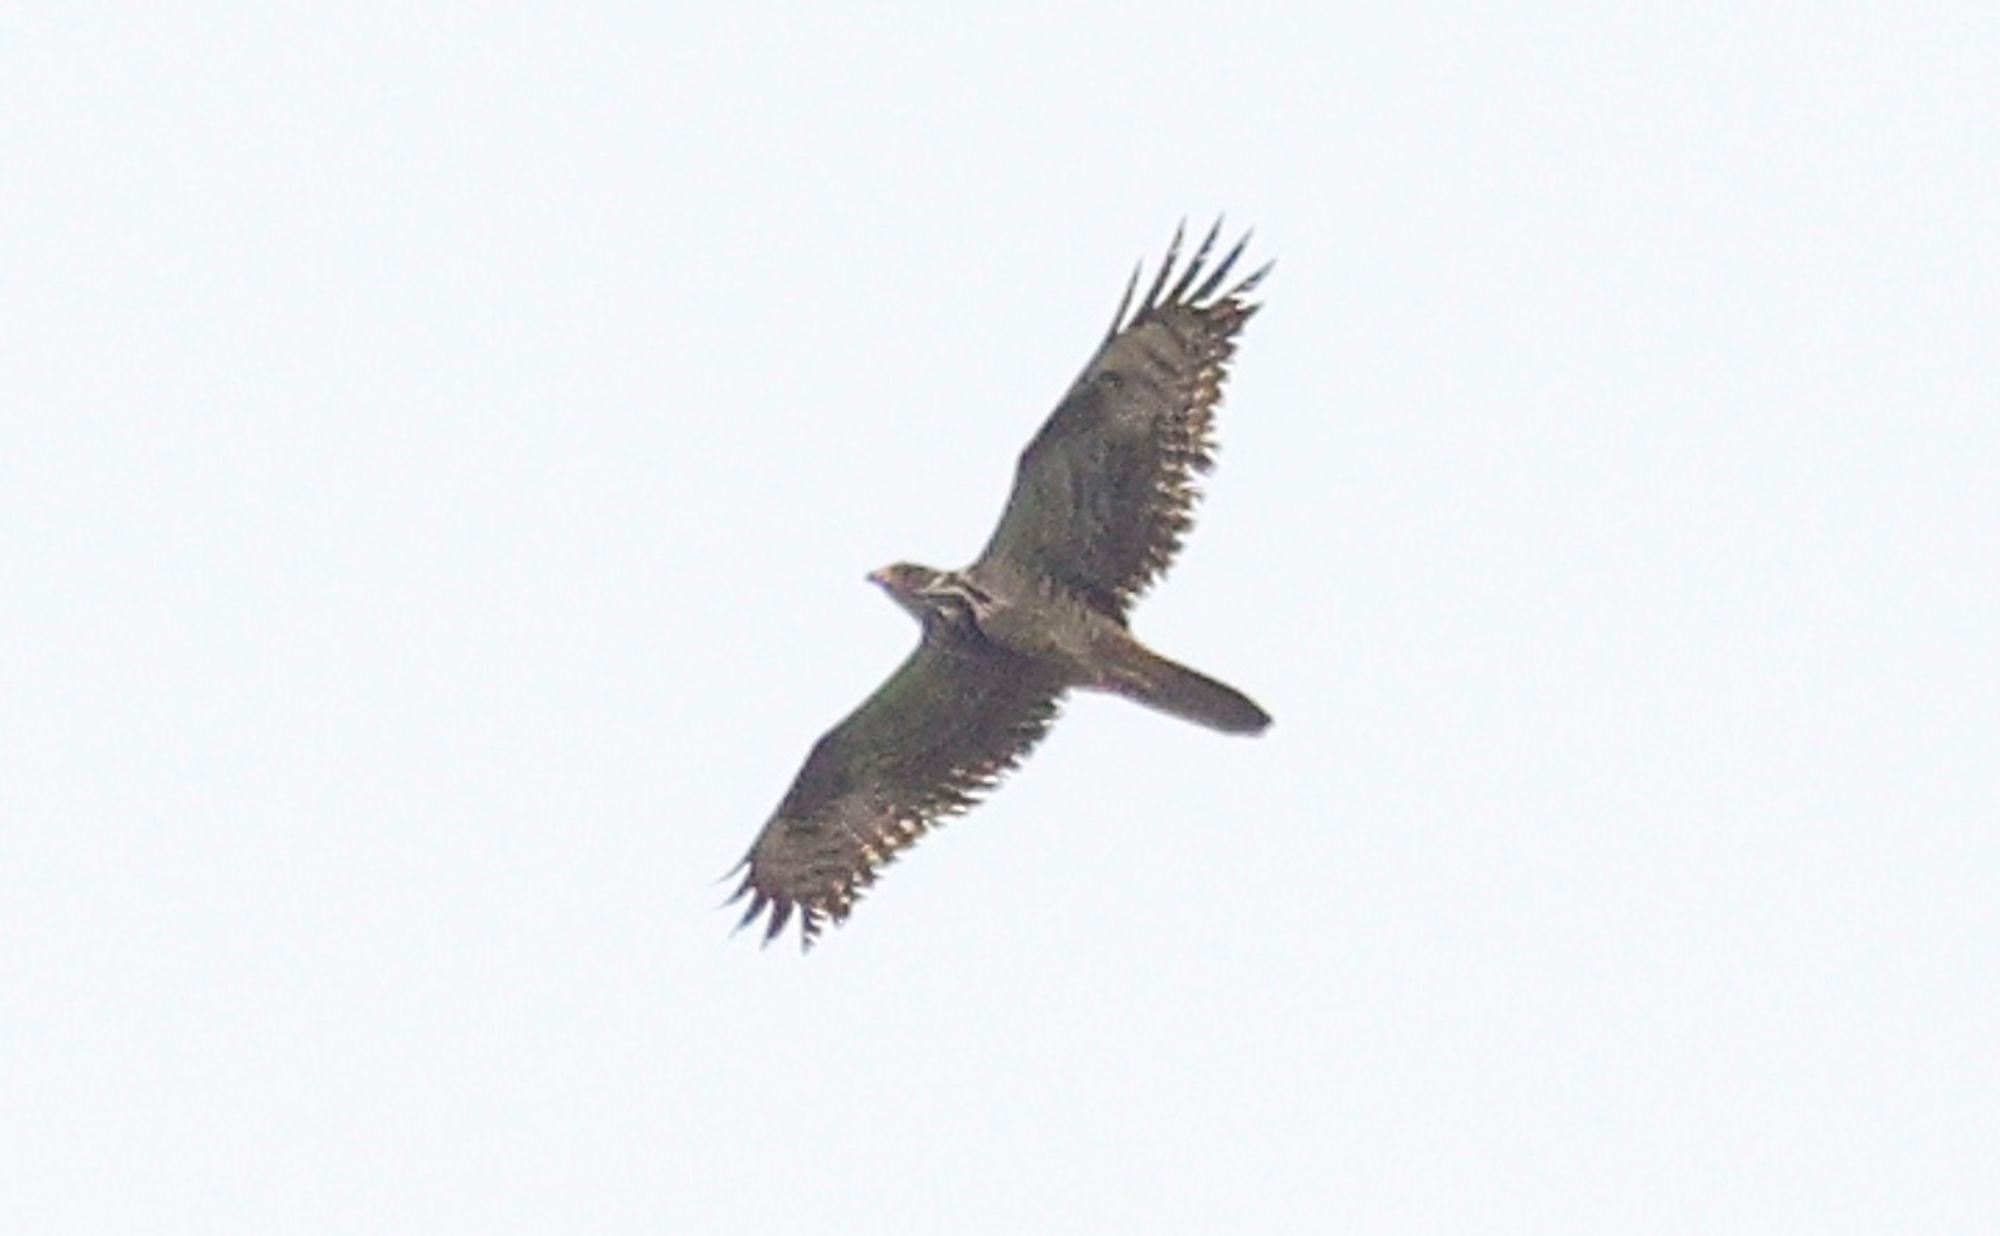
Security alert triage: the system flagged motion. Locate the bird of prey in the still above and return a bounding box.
[731,221,1272,948]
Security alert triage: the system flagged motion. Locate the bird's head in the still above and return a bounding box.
[868,562,979,629]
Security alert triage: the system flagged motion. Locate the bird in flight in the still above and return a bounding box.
[731,221,1272,948]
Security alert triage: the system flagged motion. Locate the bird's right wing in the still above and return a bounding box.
[974,221,1269,619]
[730,633,1065,949]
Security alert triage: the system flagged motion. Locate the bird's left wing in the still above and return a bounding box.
[730,633,1065,949]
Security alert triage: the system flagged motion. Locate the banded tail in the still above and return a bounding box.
[1098,638,1271,735]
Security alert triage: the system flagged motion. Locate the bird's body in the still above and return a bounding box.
[875,562,1269,734]
[732,222,1273,947]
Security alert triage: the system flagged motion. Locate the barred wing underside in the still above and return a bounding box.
[731,633,1065,949]
[975,222,1269,618]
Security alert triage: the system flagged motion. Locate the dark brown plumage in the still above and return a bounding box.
[731,222,1272,948]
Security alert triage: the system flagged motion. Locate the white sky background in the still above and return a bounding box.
[4,4,1994,1231]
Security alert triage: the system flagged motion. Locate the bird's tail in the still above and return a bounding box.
[1098,638,1271,735]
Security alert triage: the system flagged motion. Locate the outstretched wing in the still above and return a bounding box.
[730,631,1065,949]
[973,221,1270,618]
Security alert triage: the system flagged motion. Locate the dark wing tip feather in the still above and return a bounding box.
[1138,218,1187,314]
[1115,218,1266,332]
[1227,256,1275,302]
[1190,229,1250,302]
[1167,217,1225,302]
[1104,262,1141,345]
[727,865,822,951]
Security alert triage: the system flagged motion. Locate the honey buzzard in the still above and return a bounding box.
[731,222,1273,948]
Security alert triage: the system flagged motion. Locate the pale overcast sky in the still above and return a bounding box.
[5,5,1994,1232]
